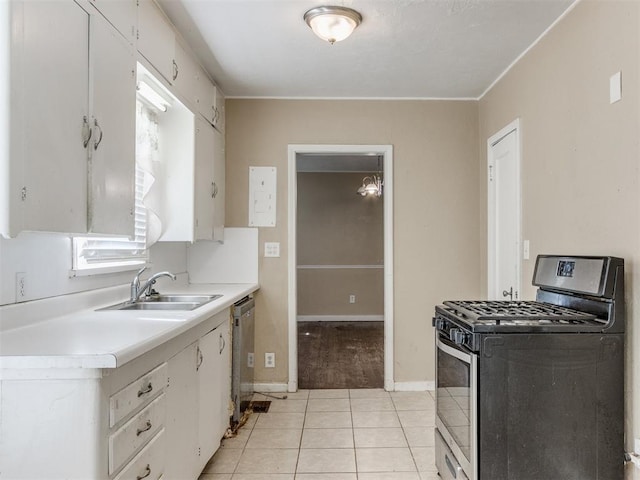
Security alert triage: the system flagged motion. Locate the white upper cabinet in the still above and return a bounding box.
[1,0,90,237]
[89,0,137,44]
[195,72,225,132]
[0,1,137,238]
[212,85,225,132]
[194,117,216,241]
[212,126,225,240]
[194,117,225,242]
[89,11,136,235]
[173,39,200,108]
[137,0,176,84]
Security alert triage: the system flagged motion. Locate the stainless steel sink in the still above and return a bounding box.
[97,294,222,312]
[143,294,222,303]
[118,302,202,311]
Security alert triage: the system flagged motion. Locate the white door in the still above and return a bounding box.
[487,121,521,301]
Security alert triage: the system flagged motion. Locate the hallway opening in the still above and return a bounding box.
[287,145,394,392]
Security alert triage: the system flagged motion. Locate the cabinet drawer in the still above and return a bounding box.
[114,428,165,480]
[109,394,166,474]
[110,363,168,427]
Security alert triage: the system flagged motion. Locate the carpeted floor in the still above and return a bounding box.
[297,321,384,389]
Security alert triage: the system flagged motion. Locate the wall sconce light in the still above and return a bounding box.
[304,6,362,45]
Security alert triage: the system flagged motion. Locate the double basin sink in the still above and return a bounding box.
[99,294,223,311]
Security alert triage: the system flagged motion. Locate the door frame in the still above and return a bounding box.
[487,119,522,300]
[287,144,394,392]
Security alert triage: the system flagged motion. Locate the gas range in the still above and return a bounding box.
[433,255,625,480]
[433,256,624,353]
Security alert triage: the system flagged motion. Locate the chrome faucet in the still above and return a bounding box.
[130,267,177,302]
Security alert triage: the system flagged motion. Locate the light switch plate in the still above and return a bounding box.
[610,71,622,104]
[247,352,254,368]
[264,242,280,257]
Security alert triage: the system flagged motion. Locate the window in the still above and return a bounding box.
[72,164,148,274]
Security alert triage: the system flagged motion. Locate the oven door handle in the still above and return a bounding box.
[437,337,472,364]
[445,453,463,478]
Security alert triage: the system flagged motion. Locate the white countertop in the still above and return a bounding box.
[0,282,258,370]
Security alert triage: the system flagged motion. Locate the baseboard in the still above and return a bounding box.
[394,381,435,392]
[254,381,434,392]
[253,383,289,393]
[297,315,384,322]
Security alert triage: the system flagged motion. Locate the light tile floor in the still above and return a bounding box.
[199,389,439,480]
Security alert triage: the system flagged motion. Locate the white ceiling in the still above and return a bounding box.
[159,0,575,99]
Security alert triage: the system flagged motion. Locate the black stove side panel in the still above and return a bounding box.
[478,334,624,480]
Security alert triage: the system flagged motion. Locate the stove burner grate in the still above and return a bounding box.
[443,300,597,323]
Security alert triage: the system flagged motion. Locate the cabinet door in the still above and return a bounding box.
[216,320,232,438]
[211,85,225,132]
[212,127,225,242]
[197,326,223,471]
[137,0,175,84]
[89,11,136,235]
[8,0,90,236]
[89,0,137,44]
[194,117,215,241]
[173,40,200,109]
[195,70,215,124]
[165,343,199,480]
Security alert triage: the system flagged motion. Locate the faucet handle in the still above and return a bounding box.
[135,266,148,278]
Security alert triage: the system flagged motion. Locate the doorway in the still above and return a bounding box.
[487,120,521,300]
[287,145,394,392]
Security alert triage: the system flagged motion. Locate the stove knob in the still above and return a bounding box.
[450,328,467,346]
[435,318,446,330]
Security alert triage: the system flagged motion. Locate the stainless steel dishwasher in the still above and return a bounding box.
[232,296,255,423]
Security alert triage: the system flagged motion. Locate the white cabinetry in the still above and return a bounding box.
[108,363,169,478]
[0,1,135,237]
[89,0,137,44]
[197,319,231,471]
[3,0,89,236]
[0,308,235,479]
[138,0,176,84]
[165,342,199,479]
[90,8,136,235]
[164,116,224,243]
[173,39,201,108]
[195,73,225,132]
[166,312,232,476]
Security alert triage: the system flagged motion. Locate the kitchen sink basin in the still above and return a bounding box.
[97,294,222,312]
[118,302,202,311]
[142,294,222,303]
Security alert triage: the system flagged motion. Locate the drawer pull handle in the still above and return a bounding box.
[136,420,152,436]
[137,464,151,480]
[137,382,153,397]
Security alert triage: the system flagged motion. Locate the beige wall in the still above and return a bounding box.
[297,172,383,317]
[478,0,639,471]
[225,99,480,385]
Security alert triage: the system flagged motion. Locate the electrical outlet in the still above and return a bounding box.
[16,272,26,300]
[349,294,356,304]
[265,352,275,368]
[247,352,254,368]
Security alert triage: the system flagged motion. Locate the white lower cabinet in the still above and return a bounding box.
[113,429,165,480]
[0,309,233,479]
[166,311,232,477]
[197,319,231,471]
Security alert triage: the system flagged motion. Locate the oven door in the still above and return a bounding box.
[435,336,477,480]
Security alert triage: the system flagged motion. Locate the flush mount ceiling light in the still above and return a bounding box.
[304,6,362,45]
